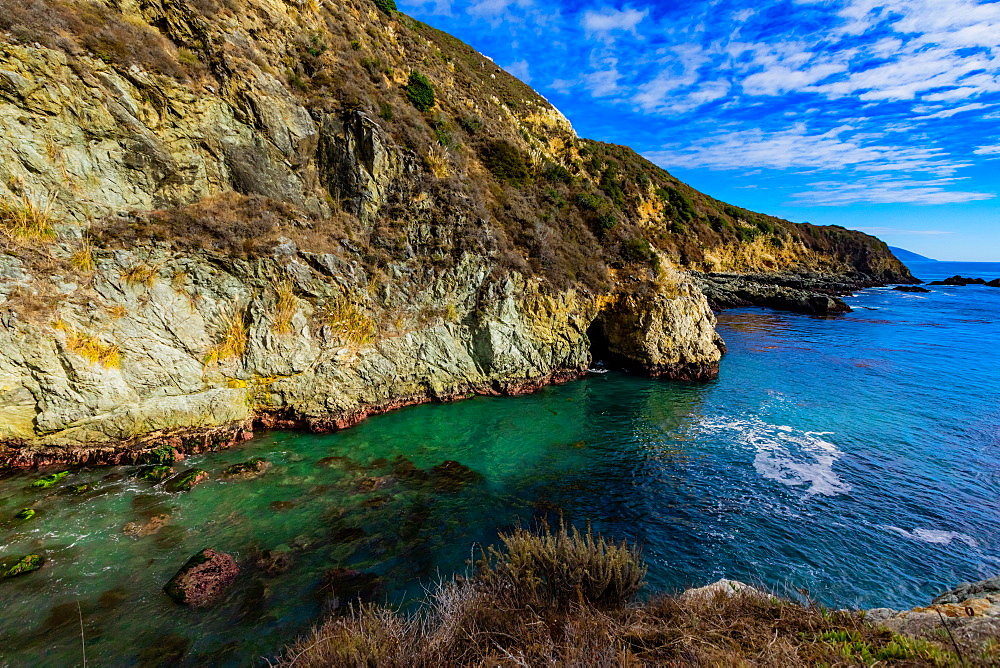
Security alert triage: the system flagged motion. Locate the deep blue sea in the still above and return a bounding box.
[1,259,998,665]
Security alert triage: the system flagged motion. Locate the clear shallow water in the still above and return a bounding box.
[1,259,998,666]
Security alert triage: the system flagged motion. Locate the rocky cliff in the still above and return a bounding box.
[0,0,910,466]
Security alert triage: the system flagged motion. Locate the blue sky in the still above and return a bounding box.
[399,0,1000,261]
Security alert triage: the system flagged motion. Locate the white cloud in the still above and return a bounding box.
[974,144,1000,156]
[466,0,531,17]
[503,60,531,83]
[792,176,994,205]
[586,67,622,97]
[582,7,647,39]
[914,102,994,119]
[646,124,968,176]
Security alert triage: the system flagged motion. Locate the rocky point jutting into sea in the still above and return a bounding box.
[0,0,911,471]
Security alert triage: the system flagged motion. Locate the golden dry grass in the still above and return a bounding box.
[55,320,121,368]
[277,525,983,668]
[205,306,248,364]
[120,262,159,287]
[0,193,57,244]
[273,282,298,335]
[328,299,378,347]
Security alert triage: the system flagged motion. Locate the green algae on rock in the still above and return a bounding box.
[67,483,90,494]
[13,508,35,521]
[0,554,43,579]
[137,465,175,482]
[165,469,209,493]
[220,458,270,480]
[30,471,69,488]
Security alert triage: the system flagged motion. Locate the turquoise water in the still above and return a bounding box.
[1,260,998,666]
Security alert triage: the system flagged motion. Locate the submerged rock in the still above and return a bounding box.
[391,455,429,482]
[254,549,293,576]
[0,554,43,579]
[220,458,270,480]
[428,460,483,492]
[67,483,91,494]
[164,549,240,608]
[13,508,35,521]
[165,469,209,493]
[319,567,380,612]
[137,465,174,482]
[893,285,931,293]
[270,500,296,511]
[30,471,69,488]
[123,513,170,537]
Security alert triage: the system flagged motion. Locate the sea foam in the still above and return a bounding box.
[698,415,852,498]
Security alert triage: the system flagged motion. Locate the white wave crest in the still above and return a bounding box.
[698,416,852,498]
[882,526,978,548]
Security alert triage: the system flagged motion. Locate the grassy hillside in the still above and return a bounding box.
[0,0,911,291]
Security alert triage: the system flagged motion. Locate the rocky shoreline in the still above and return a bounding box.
[692,270,911,315]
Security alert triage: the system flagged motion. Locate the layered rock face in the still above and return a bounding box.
[0,0,901,466]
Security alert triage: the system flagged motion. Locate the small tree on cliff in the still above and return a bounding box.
[405,71,435,112]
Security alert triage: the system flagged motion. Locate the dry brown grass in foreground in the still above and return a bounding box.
[277,524,990,667]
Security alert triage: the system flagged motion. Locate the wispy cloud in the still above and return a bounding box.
[792,176,994,205]
[974,144,1000,155]
[581,7,647,40]
[646,124,969,176]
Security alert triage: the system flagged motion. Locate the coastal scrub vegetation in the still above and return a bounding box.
[278,524,981,667]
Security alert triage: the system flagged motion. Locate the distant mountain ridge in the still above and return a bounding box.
[889,247,937,262]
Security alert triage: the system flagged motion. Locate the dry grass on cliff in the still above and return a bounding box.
[0,192,57,245]
[278,524,981,668]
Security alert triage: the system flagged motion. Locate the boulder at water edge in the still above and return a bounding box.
[164,549,240,608]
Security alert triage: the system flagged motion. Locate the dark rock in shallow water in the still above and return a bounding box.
[928,275,987,286]
[391,455,429,482]
[988,278,1000,288]
[13,508,35,521]
[220,458,270,480]
[0,554,43,579]
[137,465,174,482]
[893,285,931,293]
[254,549,292,576]
[136,633,190,667]
[319,568,380,612]
[164,548,240,608]
[270,500,296,511]
[332,526,366,543]
[428,460,483,492]
[164,468,209,492]
[123,513,170,537]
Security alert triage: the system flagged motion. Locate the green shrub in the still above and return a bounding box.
[404,71,435,111]
[378,102,394,121]
[622,236,660,269]
[458,114,483,134]
[596,212,618,231]
[479,522,646,610]
[373,0,396,14]
[543,163,573,184]
[480,140,531,187]
[575,192,604,211]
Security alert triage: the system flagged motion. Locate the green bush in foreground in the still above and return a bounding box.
[373,0,396,14]
[404,71,435,111]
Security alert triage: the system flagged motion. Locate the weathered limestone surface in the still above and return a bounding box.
[0,34,726,467]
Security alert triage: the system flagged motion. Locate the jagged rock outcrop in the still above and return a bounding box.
[0,0,909,466]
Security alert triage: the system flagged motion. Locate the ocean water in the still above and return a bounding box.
[0,259,998,666]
